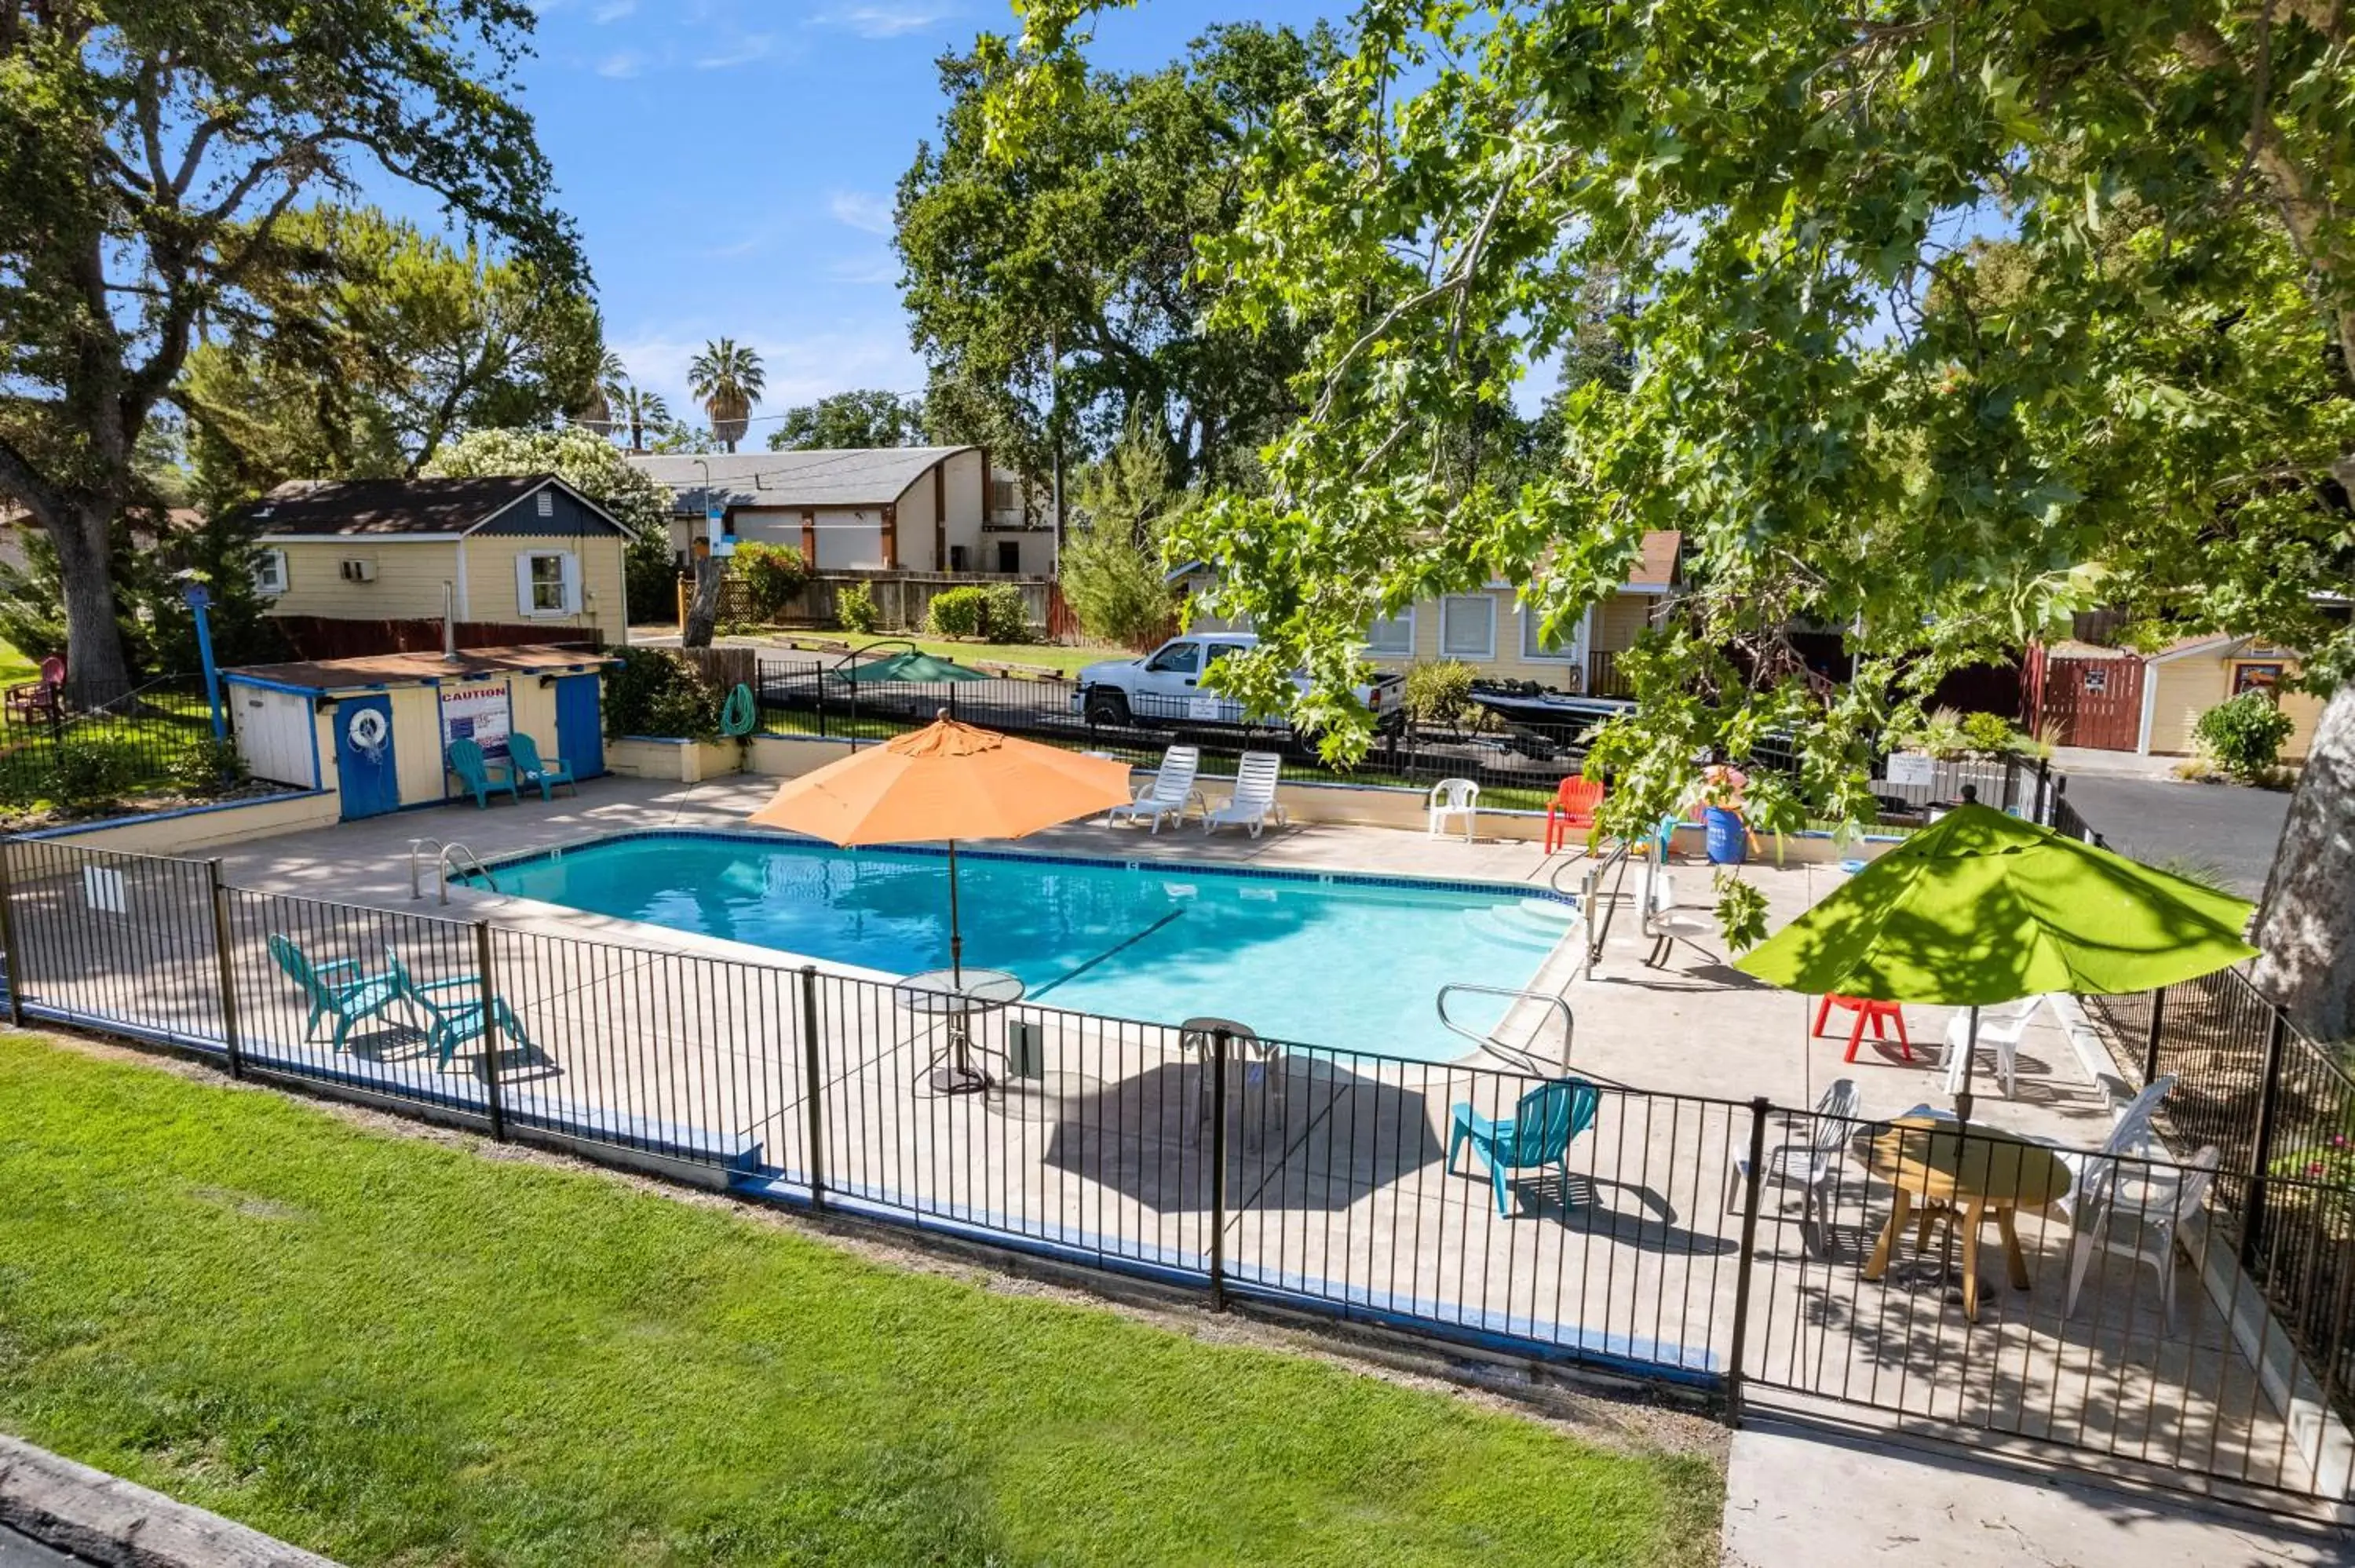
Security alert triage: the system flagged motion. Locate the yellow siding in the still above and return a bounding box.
[1364,588,1659,685]
[265,541,462,620]
[389,684,446,804]
[509,676,558,764]
[1594,593,1656,654]
[2146,654,2322,761]
[459,535,629,640]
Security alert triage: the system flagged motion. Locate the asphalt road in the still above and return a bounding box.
[2057,772,2291,896]
[0,1525,82,1566]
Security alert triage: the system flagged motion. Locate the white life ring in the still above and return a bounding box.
[345,706,389,760]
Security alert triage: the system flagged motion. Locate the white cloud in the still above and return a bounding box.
[593,49,644,78]
[827,191,894,235]
[812,2,957,38]
[591,0,636,20]
[605,326,924,425]
[829,253,901,286]
[694,32,776,69]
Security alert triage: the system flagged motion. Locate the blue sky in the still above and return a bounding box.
[477,0,1340,436]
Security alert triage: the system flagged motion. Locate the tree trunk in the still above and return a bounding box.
[681,555,725,648]
[2251,680,2355,1043]
[49,501,135,708]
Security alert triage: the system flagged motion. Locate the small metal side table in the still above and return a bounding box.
[895,968,1024,1096]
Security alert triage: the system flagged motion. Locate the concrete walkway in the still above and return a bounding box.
[1722,1418,2349,1566]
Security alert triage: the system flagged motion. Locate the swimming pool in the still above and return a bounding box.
[470,832,1577,1062]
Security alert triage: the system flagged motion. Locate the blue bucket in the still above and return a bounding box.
[1703,806,1747,866]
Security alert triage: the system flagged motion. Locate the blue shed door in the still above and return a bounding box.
[554,674,605,779]
[334,695,400,819]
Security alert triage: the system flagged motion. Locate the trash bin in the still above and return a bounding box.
[1703,806,1748,866]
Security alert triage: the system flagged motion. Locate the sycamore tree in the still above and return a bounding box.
[0,2,580,707]
[996,2,2355,1038]
[768,389,926,450]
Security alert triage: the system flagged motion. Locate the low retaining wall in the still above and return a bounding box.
[606,736,744,784]
[16,790,339,855]
[0,1433,338,1568]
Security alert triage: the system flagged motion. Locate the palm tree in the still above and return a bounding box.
[688,337,765,451]
[575,348,629,437]
[614,387,670,452]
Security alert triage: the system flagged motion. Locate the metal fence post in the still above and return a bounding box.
[799,965,826,1210]
[1724,1097,1772,1427]
[473,919,506,1143]
[1210,1026,1230,1311]
[2034,757,2052,825]
[2242,1008,2289,1270]
[2140,985,2167,1088]
[0,839,22,1027]
[206,859,243,1080]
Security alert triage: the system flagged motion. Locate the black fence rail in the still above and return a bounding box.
[0,834,2347,1504]
[0,673,232,809]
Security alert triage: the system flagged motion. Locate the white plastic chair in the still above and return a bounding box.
[2065,1144,2220,1326]
[1426,778,1480,841]
[1106,745,1203,833]
[1938,993,2059,1099]
[1203,753,1288,838]
[1725,1078,1862,1254]
[2052,1074,2177,1224]
[1641,866,1718,969]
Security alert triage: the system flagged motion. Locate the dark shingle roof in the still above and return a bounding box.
[231,476,553,538]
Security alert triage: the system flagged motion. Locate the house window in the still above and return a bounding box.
[990,477,1017,513]
[517,550,579,617]
[1439,595,1495,661]
[252,549,288,598]
[1519,605,1586,663]
[1364,609,1415,658]
[996,540,1020,574]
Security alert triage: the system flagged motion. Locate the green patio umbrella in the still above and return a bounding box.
[1734,804,2258,1119]
[831,650,989,685]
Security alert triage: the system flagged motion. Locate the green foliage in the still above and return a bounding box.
[927,585,992,639]
[900,25,1333,487]
[836,582,881,634]
[167,736,250,797]
[767,390,925,450]
[1060,424,1183,644]
[688,339,765,452]
[0,508,287,678]
[49,740,138,809]
[1713,872,1771,954]
[601,649,724,740]
[2194,693,2298,781]
[1402,662,1480,729]
[926,585,1031,642]
[1959,712,2020,757]
[732,543,811,622]
[424,426,674,620]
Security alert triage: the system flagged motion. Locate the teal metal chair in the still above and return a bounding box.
[447,738,519,808]
[267,934,405,1052]
[506,731,577,801]
[1447,1078,1601,1217]
[388,949,535,1071]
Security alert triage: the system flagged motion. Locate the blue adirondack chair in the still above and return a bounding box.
[447,738,519,808]
[388,949,535,1071]
[506,731,576,801]
[268,934,405,1052]
[1447,1078,1601,1216]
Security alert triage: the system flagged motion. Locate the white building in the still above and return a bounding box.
[628,448,1052,578]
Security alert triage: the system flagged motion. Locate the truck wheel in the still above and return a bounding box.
[1084,691,1131,727]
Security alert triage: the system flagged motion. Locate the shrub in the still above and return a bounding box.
[1057,524,1175,645]
[1402,660,1479,728]
[836,582,879,633]
[601,648,725,739]
[51,739,138,808]
[2193,691,2296,780]
[928,585,991,639]
[979,583,1031,641]
[733,542,809,622]
[1959,711,2018,755]
[167,735,247,796]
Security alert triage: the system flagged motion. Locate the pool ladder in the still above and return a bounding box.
[1437,983,1576,1076]
[407,838,498,905]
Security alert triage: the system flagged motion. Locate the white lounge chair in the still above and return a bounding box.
[1938,993,2059,1100]
[1426,778,1480,841]
[1106,746,1203,833]
[1641,866,1718,969]
[2066,1144,2220,1326]
[1725,1078,1863,1255]
[1203,753,1287,838]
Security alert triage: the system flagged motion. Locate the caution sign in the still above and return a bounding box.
[440,682,512,762]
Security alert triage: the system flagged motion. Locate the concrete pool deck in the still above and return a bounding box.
[16,776,2331,1504]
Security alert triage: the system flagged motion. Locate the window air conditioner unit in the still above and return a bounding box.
[338,558,377,583]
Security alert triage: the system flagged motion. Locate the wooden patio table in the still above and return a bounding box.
[1858,1114,2072,1321]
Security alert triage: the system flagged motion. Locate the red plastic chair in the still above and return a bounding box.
[1813,994,1913,1063]
[1544,776,1607,855]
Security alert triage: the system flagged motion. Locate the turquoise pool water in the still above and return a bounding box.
[473,832,1576,1061]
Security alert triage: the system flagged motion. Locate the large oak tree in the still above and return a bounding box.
[0,2,581,706]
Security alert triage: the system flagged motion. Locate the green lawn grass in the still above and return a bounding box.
[0,634,38,688]
[0,1036,1721,1567]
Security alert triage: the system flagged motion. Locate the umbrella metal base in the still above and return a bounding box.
[929,1061,995,1096]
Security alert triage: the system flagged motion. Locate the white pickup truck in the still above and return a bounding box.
[1074,631,1408,735]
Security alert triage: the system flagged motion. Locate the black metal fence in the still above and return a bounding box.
[0,674,236,810]
[1,834,2348,1504]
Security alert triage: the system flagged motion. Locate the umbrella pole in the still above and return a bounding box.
[1955,1005,1979,1125]
[947,837,964,988]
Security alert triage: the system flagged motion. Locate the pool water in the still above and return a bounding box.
[473,833,1577,1062]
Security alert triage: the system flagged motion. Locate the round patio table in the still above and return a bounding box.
[896,968,1024,1096]
[1857,1114,2072,1321]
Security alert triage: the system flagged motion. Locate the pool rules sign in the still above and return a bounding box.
[440,682,512,761]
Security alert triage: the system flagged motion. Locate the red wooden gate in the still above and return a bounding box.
[2040,654,2143,749]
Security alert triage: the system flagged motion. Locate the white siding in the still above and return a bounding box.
[230,686,316,789]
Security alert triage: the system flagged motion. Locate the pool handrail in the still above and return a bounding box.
[1437,982,1575,1076]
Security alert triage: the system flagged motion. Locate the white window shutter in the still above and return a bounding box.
[560,552,582,614]
[515,552,535,614]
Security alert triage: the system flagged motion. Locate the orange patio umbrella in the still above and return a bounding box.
[745,713,1135,983]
